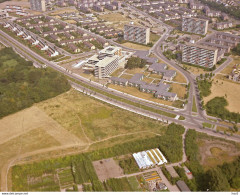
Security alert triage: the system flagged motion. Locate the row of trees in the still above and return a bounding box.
[0,47,71,118]
[197,79,212,98]
[125,56,147,69]
[206,97,240,123]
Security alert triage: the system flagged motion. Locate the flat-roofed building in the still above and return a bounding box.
[94,56,119,78]
[124,24,150,45]
[30,0,46,11]
[84,46,122,78]
[133,148,168,169]
[182,43,218,68]
[182,17,208,35]
[176,180,191,192]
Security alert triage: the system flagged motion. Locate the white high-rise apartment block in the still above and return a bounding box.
[30,0,46,11]
[124,24,150,45]
[182,43,218,68]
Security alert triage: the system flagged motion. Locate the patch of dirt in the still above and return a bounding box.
[198,139,240,169]
[93,158,124,181]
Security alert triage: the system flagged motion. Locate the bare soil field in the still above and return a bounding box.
[198,139,240,170]
[93,158,124,181]
[203,76,240,113]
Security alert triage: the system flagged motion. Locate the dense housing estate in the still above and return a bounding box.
[182,17,208,35]
[124,24,150,45]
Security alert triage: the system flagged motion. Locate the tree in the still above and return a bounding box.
[233,124,238,132]
[206,167,230,191]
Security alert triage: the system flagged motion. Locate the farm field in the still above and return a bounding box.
[203,76,240,113]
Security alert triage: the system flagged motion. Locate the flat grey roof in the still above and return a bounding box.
[149,63,167,72]
[111,76,128,83]
[176,180,191,192]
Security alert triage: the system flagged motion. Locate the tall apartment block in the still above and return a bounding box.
[30,0,46,11]
[182,43,218,68]
[182,17,208,35]
[124,24,150,45]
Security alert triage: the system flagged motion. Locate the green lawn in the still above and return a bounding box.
[192,96,198,113]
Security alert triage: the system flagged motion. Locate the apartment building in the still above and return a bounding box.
[30,0,46,11]
[84,46,122,78]
[182,17,208,35]
[124,24,150,45]
[182,43,218,68]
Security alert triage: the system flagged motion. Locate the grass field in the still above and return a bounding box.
[192,96,197,113]
[128,176,141,191]
[203,76,240,113]
[98,13,128,22]
[120,74,134,79]
[150,33,160,44]
[50,8,77,16]
[124,67,146,75]
[220,56,240,75]
[183,64,209,76]
[121,42,150,50]
[98,13,141,30]
[168,66,187,84]
[169,83,186,99]
[36,89,166,142]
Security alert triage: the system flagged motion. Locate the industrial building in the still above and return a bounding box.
[30,0,46,11]
[182,43,218,68]
[124,24,150,45]
[133,148,168,169]
[182,17,208,35]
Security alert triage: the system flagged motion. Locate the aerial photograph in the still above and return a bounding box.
[0,0,239,193]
